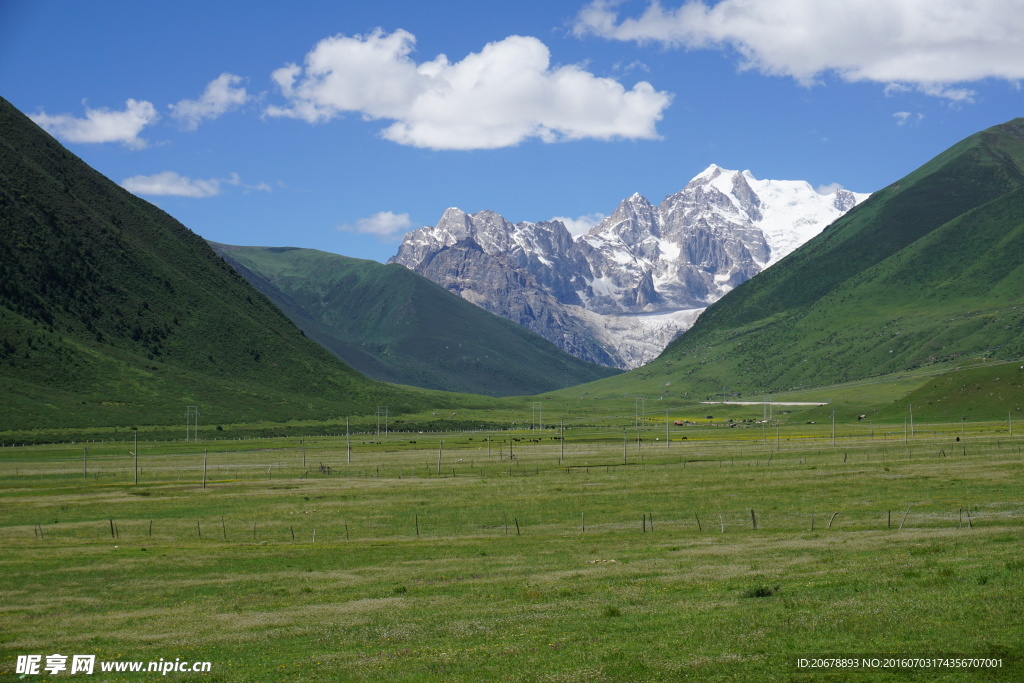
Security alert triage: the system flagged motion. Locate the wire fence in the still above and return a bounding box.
[4,425,1023,546]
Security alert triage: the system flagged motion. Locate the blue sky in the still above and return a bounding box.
[2,0,1022,263]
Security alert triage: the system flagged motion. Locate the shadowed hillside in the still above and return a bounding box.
[0,96,489,430]
[211,243,620,397]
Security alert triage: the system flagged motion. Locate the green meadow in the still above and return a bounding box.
[2,416,1022,681]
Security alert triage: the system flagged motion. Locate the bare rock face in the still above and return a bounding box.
[389,166,868,368]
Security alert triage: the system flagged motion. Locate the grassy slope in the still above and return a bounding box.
[0,96,497,431]
[209,244,620,397]
[568,118,1024,403]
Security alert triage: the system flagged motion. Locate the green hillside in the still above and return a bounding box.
[209,243,620,396]
[574,118,1024,401]
[0,96,486,432]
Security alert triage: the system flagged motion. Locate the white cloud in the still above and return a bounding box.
[121,171,271,197]
[573,0,1024,100]
[552,212,606,237]
[883,83,913,97]
[893,111,925,126]
[122,171,219,197]
[170,73,250,130]
[266,28,672,149]
[814,183,845,195]
[30,99,158,148]
[337,211,414,239]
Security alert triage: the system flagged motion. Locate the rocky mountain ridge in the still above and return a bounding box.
[390,165,868,368]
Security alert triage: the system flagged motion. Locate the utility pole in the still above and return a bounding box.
[133,430,138,485]
[186,406,199,442]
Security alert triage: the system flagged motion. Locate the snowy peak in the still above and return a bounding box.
[390,166,868,368]
[692,163,725,182]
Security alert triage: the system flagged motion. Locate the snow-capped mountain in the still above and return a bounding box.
[389,165,868,368]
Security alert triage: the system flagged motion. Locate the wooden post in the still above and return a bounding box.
[437,441,442,476]
[290,526,295,541]
[110,519,116,538]
[133,430,138,485]
[148,520,152,537]
[203,449,208,490]
[221,516,227,541]
[197,520,202,540]
[515,518,520,535]
[345,521,349,541]
[899,505,911,530]
[415,514,419,537]
[751,509,757,530]
[694,514,702,532]
[581,512,585,534]
[811,512,815,531]
[642,514,646,533]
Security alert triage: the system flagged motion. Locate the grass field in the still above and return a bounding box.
[2,423,1023,681]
